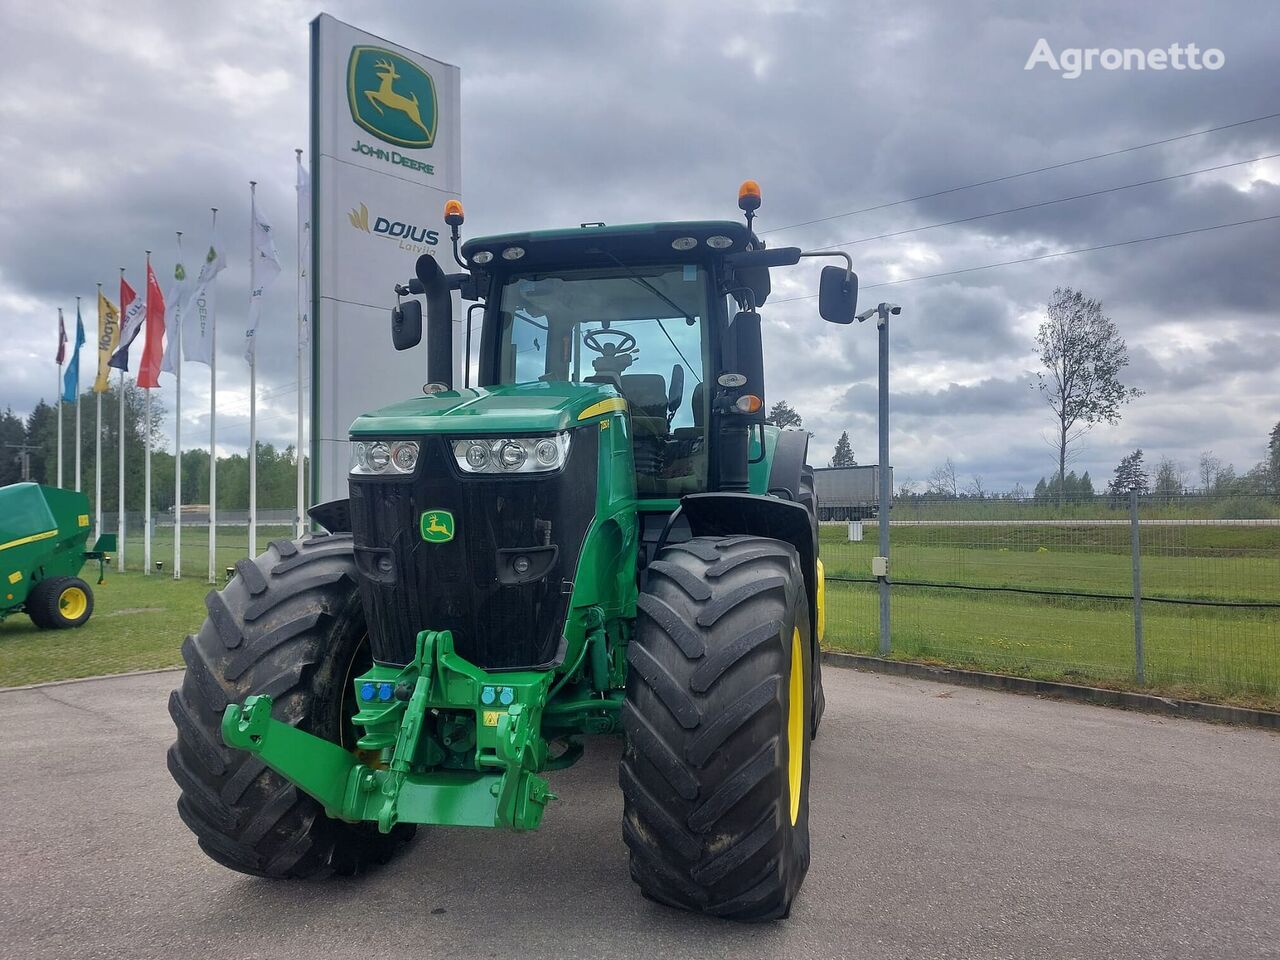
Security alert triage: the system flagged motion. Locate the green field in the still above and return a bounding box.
[2,521,1276,711]
[819,524,1279,710]
[0,571,208,686]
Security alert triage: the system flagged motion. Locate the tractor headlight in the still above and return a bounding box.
[452,433,571,474]
[350,439,419,475]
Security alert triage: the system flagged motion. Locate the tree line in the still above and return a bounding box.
[1,383,305,512]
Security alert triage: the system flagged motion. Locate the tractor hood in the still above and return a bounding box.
[349,381,623,436]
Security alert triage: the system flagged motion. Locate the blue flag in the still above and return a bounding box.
[62,302,85,402]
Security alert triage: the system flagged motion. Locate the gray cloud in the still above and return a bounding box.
[0,0,1277,490]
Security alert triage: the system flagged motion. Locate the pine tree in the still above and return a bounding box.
[830,431,856,467]
[765,400,803,430]
[1108,448,1149,497]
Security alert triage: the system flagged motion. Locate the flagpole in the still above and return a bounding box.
[143,251,153,577]
[248,181,258,559]
[295,149,306,539]
[173,231,184,580]
[118,269,126,573]
[95,284,103,537]
[208,208,219,585]
[74,296,82,492]
[56,309,64,488]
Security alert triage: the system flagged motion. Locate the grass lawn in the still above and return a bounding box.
[3,521,1276,711]
[821,524,1280,710]
[0,571,207,687]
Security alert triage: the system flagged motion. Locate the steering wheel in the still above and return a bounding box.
[583,329,637,357]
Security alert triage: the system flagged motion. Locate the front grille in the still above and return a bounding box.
[349,430,599,668]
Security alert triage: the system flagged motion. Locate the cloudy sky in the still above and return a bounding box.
[1,0,1277,492]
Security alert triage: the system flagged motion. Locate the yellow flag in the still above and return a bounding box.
[94,290,120,393]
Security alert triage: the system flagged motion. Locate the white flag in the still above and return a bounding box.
[246,192,282,363]
[160,248,191,375]
[297,158,312,348]
[183,226,227,365]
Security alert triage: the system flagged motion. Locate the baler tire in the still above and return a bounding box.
[166,533,415,879]
[28,576,94,629]
[798,467,826,739]
[622,535,813,922]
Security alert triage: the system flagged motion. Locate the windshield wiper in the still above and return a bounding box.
[593,249,696,326]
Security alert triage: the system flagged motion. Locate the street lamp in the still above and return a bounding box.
[858,302,901,655]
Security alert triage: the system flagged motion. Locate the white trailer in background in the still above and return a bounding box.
[813,465,891,520]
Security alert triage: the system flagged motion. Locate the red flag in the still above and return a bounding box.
[55,309,67,364]
[138,260,166,388]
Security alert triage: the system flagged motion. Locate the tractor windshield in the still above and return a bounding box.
[497,264,710,496]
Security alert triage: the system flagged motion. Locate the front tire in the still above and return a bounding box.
[622,535,813,921]
[167,533,415,878]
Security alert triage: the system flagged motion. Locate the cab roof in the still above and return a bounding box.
[460,220,753,270]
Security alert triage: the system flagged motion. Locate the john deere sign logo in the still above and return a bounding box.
[348,46,438,149]
[420,510,455,544]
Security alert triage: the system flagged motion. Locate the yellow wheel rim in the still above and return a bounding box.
[59,585,88,620]
[787,626,804,826]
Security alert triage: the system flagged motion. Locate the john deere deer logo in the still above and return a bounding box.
[348,46,438,149]
[420,510,455,544]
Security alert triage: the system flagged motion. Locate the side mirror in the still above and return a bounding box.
[668,364,685,417]
[391,299,422,351]
[819,266,858,324]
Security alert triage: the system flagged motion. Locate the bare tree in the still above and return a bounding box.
[1198,451,1222,493]
[966,475,987,498]
[1036,287,1141,504]
[927,457,959,498]
[1153,456,1185,500]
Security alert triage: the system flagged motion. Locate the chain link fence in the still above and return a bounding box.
[821,494,1280,709]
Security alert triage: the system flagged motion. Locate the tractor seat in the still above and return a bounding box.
[619,374,669,427]
[672,382,704,440]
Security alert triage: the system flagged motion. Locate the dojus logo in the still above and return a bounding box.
[347,202,440,251]
[420,510,455,544]
[348,46,437,149]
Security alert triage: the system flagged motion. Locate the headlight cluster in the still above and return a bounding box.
[350,439,419,475]
[452,434,571,474]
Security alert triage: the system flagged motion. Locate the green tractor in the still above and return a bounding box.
[0,482,114,629]
[168,183,859,920]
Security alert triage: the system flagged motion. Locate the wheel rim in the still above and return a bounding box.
[787,626,804,826]
[59,586,88,620]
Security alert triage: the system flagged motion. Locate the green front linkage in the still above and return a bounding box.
[221,629,555,833]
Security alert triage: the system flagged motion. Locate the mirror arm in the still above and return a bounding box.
[723,284,758,312]
[799,249,854,281]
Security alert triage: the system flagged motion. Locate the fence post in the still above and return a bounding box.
[876,308,891,656]
[1130,488,1145,685]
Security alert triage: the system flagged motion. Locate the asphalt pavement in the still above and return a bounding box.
[0,666,1276,960]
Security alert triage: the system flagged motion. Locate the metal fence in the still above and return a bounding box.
[98,511,298,581]
[820,493,1280,707]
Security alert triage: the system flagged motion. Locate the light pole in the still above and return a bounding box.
[858,301,900,655]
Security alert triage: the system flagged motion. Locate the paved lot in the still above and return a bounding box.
[0,666,1276,960]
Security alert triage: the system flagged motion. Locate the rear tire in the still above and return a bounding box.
[27,576,93,629]
[798,466,826,738]
[622,535,812,921]
[167,533,415,878]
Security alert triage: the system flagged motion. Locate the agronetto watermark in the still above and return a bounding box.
[1025,39,1225,80]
